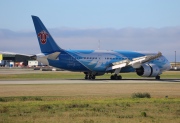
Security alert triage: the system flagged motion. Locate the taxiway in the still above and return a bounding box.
[0,79,179,84]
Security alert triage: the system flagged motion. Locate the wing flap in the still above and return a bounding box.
[106,63,127,71]
[129,52,162,68]
[106,52,162,71]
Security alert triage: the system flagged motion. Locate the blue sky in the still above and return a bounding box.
[1,0,180,30]
[0,0,180,61]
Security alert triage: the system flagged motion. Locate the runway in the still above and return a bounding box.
[0,79,180,84]
[0,69,180,97]
[0,68,180,84]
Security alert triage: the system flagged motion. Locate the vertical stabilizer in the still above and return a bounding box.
[32,15,61,53]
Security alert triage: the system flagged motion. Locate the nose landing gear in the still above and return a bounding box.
[155,76,160,80]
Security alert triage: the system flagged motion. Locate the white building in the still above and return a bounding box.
[28,60,39,67]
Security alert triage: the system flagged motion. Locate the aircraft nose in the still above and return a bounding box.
[165,59,171,71]
[166,62,171,70]
[163,56,171,71]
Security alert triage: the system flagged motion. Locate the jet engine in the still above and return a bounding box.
[136,64,160,77]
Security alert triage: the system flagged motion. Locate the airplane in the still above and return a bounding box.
[7,15,172,80]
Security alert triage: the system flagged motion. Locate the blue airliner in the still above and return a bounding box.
[32,15,171,80]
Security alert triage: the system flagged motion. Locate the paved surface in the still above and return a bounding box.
[0,79,180,84]
[0,68,50,74]
[0,68,179,84]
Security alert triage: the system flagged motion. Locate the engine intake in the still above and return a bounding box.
[136,64,160,77]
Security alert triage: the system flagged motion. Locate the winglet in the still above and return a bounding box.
[31,15,61,53]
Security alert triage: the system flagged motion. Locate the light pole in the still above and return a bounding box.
[175,51,176,68]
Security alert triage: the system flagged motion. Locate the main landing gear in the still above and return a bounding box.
[110,68,122,80]
[84,73,96,80]
[110,74,122,80]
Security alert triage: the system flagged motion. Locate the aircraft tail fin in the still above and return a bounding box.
[31,15,61,53]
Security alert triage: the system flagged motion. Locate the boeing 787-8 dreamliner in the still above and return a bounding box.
[8,16,173,80]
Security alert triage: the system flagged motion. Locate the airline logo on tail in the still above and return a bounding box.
[38,30,49,44]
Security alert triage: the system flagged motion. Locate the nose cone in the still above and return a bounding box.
[161,56,171,71]
[164,57,171,71]
[166,62,171,71]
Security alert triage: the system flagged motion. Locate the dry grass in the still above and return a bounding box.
[0,83,180,98]
[0,70,180,122]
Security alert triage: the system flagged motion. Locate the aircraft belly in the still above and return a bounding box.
[48,59,89,71]
[120,66,135,73]
[78,60,106,72]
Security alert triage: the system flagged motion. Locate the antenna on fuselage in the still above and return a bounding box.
[98,40,100,50]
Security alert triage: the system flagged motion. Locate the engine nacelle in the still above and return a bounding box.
[136,64,160,77]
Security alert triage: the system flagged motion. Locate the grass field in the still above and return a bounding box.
[0,96,180,123]
[0,70,180,123]
[0,70,180,80]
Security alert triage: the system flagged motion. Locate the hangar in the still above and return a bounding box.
[0,54,36,67]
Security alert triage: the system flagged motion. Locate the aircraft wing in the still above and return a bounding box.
[106,52,162,71]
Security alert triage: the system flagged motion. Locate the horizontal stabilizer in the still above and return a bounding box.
[47,52,60,60]
[36,52,60,65]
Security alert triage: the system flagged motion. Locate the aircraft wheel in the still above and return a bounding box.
[92,75,96,80]
[85,74,88,79]
[111,75,122,80]
[155,76,160,80]
[114,74,118,80]
[117,75,122,80]
[88,75,92,79]
[111,75,115,80]
[85,76,88,79]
